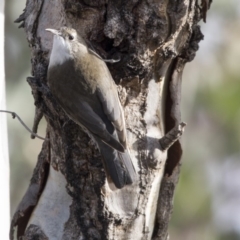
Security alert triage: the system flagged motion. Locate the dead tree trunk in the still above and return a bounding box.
[11,0,211,239]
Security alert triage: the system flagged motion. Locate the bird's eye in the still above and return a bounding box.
[69,35,74,40]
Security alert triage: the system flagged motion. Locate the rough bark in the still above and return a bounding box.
[11,0,211,239]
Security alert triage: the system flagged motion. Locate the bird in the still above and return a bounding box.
[46,27,136,189]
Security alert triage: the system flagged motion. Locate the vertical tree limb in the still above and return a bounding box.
[0,1,10,239]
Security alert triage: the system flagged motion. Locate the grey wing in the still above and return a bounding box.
[57,96,125,153]
[97,85,127,148]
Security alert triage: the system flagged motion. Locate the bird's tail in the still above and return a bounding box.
[95,137,137,189]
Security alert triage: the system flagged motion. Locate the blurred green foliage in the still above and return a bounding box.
[169,2,240,239]
[5,1,240,239]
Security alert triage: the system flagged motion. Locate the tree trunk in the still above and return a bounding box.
[11,0,211,239]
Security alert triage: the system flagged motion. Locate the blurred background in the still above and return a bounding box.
[4,1,240,239]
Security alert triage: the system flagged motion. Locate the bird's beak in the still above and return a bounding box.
[45,28,59,35]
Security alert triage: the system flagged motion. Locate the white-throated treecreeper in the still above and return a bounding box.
[46,27,136,189]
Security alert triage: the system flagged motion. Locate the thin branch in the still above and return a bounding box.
[159,122,186,151]
[31,107,44,139]
[0,110,48,141]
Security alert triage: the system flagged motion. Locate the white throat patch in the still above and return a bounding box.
[49,35,71,68]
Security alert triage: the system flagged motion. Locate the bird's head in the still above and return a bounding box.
[46,27,87,66]
[46,27,79,42]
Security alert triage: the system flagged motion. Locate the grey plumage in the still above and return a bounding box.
[46,27,136,188]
